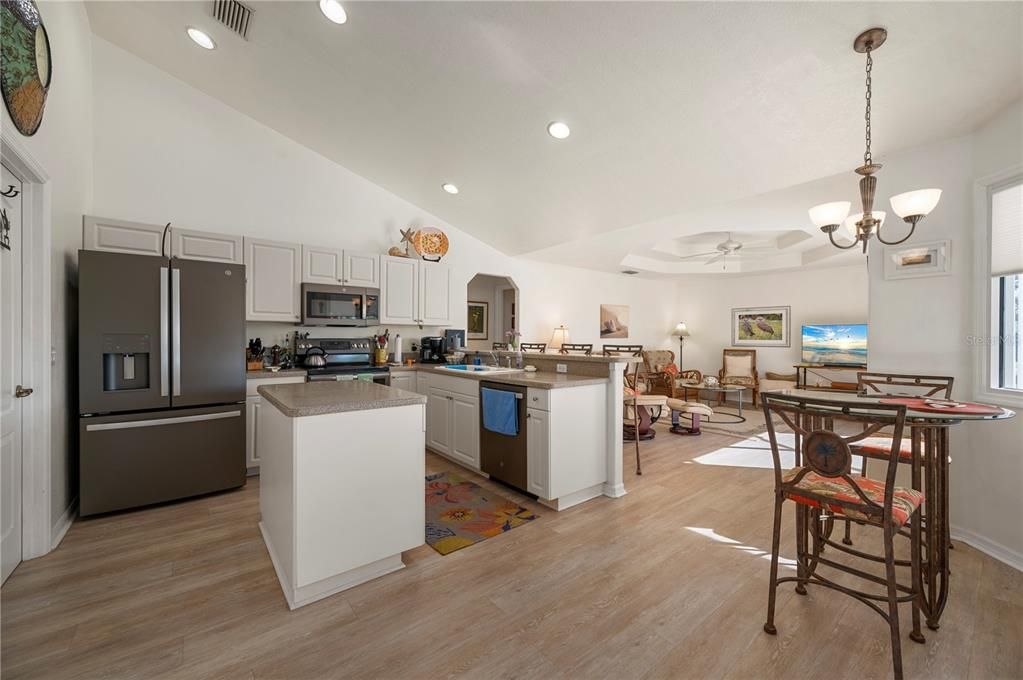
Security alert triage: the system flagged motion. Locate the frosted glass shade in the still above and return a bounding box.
[809,201,852,228]
[549,325,570,349]
[674,322,690,337]
[890,189,942,219]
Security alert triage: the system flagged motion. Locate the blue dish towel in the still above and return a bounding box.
[481,387,519,436]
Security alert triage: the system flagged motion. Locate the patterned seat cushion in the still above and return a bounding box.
[781,467,924,528]
[850,436,912,461]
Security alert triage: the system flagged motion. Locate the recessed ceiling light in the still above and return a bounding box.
[319,0,348,25]
[186,26,216,50]
[547,121,571,139]
[441,183,459,195]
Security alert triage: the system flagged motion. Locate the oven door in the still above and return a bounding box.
[301,284,367,326]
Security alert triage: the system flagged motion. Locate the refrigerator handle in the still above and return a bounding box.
[172,267,181,397]
[160,266,169,397]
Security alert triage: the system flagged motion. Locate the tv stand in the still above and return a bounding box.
[794,364,864,393]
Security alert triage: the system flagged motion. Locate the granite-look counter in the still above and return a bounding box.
[418,366,608,389]
[258,380,425,418]
[247,368,308,380]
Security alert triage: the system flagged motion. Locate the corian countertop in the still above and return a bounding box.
[410,365,608,389]
[257,381,426,418]
[246,368,308,380]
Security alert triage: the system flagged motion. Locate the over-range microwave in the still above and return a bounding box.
[301,284,380,327]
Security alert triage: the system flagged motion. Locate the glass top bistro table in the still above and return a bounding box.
[680,382,749,423]
[772,388,1016,631]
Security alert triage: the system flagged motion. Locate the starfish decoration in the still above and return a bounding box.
[400,227,417,256]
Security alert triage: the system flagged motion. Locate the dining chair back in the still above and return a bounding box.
[559,343,593,355]
[760,392,924,680]
[857,372,954,399]
[602,344,644,357]
[520,343,547,353]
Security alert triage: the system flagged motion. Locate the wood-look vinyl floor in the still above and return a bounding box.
[2,424,1021,679]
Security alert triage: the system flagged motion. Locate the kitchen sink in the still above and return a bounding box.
[438,365,524,374]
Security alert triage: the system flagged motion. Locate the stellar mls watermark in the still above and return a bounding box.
[967,335,1015,346]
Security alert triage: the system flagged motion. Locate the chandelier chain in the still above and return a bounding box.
[864,45,873,166]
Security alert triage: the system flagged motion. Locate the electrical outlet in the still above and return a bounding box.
[556,363,568,374]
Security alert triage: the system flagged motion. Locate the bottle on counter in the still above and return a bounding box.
[473,351,481,366]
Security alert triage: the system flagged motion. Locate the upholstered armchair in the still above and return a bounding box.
[719,349,760,405]
[641,350,702,399]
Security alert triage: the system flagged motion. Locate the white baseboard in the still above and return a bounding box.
[951,525,1023,573]
[50,497,77,552]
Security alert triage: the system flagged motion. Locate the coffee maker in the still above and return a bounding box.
[419,336,446,363]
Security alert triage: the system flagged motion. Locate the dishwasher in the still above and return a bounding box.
[479,381,528,492]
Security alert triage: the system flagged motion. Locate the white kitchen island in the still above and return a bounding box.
[256,380,426,610]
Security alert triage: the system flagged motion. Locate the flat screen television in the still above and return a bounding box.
[801,324,868,367]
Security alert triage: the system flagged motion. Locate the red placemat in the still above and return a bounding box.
[878,397,1005,416]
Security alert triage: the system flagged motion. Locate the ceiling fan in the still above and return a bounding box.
[677,233,774,268]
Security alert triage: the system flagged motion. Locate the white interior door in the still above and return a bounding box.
[1,162,24,584]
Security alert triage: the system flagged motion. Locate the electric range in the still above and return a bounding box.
[294,336,390,384]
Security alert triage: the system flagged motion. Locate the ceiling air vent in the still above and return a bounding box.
[621,270,640,275]
[212,0,253,40]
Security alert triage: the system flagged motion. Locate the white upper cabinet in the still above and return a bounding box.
[244,238,301,322]
[83,216,167,256]
[302,245,343,285]
[419,261,451,326]
[343,251,380,288]
[171,228,243,264]
[380,256,419,324]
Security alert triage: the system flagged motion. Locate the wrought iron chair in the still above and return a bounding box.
[842,372,955,546]
[492,342,507,350]
[602,344,644,357]
[520,343,547,353]
[558,343,593,355]
[761,392,925,680]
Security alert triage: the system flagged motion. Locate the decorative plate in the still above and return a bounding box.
[412,227,449,261]
[1,0,51,136]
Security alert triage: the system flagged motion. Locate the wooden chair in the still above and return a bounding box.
[719,348,760,406]
[520,343,547,353]
[559,343,593,355]
[641,349,701,398]
[602,344,643,357]
[761,392,925,680]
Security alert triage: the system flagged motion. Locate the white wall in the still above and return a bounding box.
[675,265,868,378]
[2,1,94,539]
[90,38,676,359]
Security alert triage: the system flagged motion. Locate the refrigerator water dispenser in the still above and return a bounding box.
[101,333,151,391]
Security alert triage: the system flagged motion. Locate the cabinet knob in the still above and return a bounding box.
[526,412,531,419]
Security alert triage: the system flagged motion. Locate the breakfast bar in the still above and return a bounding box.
[256,381,427,609]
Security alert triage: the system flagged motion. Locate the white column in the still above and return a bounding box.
[603,360,627,498]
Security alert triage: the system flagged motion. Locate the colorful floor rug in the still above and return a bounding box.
[425,472,538,555]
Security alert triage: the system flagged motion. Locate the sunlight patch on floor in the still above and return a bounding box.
[685,526,797,570]
[691,432,862,472]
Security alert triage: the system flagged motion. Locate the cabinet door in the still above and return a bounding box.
[302,245,343,285]
[244,238,301,322]
[450,394,480,469]
[426,387,451,454]
[526,408,551,499]
[419,261,451,326]
[390,372,415,392]
[344,251,380,288]
[246,396,262,472]
[381,256,419,324]
[83,215,167,256]
[171,228,243,263]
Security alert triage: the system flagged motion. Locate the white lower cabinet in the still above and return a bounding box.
[424,374,480,469]
[389,371,417,393]
[526,407,550,498]
[247,375,306,473]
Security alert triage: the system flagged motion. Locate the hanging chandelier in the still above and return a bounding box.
[809,28,942,254]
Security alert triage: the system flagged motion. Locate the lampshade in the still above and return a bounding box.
[549,325,570,349]
[890,189,942,220]
[808,201,852,228]
[673,321,690,338]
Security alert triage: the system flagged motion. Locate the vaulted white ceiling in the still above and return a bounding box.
[86,1,1022,274]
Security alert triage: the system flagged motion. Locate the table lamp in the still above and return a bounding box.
[549,325,570,351]
[673,321,690,370]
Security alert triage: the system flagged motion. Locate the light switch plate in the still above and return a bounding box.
[556,363,568,374]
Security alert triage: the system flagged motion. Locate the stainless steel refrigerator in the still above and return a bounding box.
[78,250,246,516]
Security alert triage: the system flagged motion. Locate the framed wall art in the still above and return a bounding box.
[599,304,630,339]
[732,306,791,347]
[467,301,489,340]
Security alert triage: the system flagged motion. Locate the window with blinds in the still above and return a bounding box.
[991,179,1023,390]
